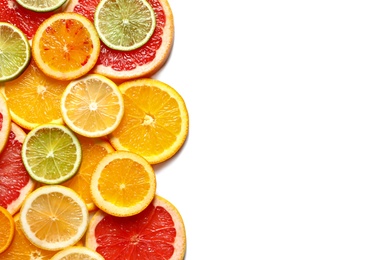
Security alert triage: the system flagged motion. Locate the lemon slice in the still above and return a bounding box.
[94,0,156,51]
[21,124,82,184]
[15,0,67,12]
[0,22,31,83]
[60,74,124,138]
[19,185,88,251]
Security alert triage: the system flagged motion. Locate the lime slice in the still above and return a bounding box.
[0,22,31,83]
[21,124,82,184]
[15,0,68,12]
[94,0,156,51]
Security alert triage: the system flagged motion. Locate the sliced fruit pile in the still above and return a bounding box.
[0,0,188,258]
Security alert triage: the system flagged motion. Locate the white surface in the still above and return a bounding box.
[155,1,390,259]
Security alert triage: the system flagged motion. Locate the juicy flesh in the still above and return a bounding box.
[95,204,176,259]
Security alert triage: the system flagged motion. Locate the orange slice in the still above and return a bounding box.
[0,205,14,253]
[0,92,11,153]
[1,62,69,130]
[32,12,100,81]
[85,195,186,259]
[60,74,124,137]
[90,150,156,217]
[108,78,189,164]
[0,213,58,259]
[62,135,115,211]
[0,123,36,215]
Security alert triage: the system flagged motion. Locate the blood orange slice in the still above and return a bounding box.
[86,195,186,259]
[0,0,57,41]
[65,0,174,80]
[0,123,35,215]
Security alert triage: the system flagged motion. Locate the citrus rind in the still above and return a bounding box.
[19,185,89,251]
[21,124,82,185]
[90,151,156,217]
[60,74,125,138]
[94,0,156,51]
[15,0,68,12]
[32,12,101,81]
[0,205,14,254]
[0,22,31,83]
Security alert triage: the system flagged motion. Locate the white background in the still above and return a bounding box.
[155,0,390,259]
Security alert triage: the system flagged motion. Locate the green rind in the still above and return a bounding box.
[21,124,82,185]
[15,0,68,12]
[94,0,156,51]
[0,22,31,83]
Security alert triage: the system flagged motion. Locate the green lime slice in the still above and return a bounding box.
[0,22,31,83]
[94,0,156,51]
[15,0,67,12]
[21,124,82,185]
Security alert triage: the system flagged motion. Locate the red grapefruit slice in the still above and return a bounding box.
[0,123,35,215]
[86,195,186,259]
[0,93,11,154]
[0,0,58,41]
[65,0,174,80]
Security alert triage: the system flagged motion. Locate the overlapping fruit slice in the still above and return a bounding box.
[0,123,35,215]
[0,92,11,153]
[86,195,186,259]
[65,0,174,80]
[109,78,189,164]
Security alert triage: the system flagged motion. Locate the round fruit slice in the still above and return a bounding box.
[94,0,156,51]
[1,62,69,130]
[32,12,101,81]
[86,195,186,259]
[60,74,124,138]
[0,213,58,259]
[0,92,11,153]
[62,135,115,211]
[21,124,82,184]
[16,0,67,12]
[19,185,89,251]
[51,246,104,260]
[0,206,14,254]
[0,22,31,83]
[65,0,174,80]
[109,78,189,164]
[0,123,35,215]
[90,151,156,217]
[0,0,58,41]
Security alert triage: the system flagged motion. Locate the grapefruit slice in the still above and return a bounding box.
[86,195,186,259]
[0,0,57,41]
[0,92,11,154]
[65,0,174,80]
[0,123,35,215]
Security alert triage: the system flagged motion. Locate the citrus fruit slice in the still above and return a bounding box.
[0,0,58,41]
[0,123,35,215]
[21,124,82,184]
[86,195,186,259]
[1,62,69,130]
[32,12,101,81]
[51,246,105,260]
[62,135,115,211]
[0,92,11,153]
[60,74,124,138]
[0,205,14,253]
[0,213,58,259]
[16,0,67,12]
[94,0,156,51]
[90,150,156,217]
[109,78,189,164]
[0,22,31,83]
[19,185,89,251]
[65,0,174,80]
